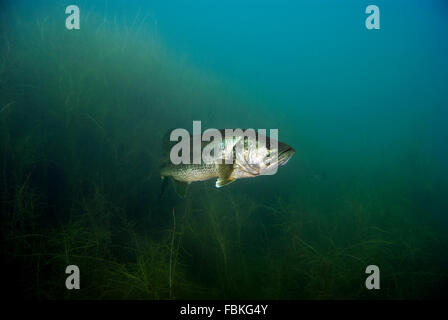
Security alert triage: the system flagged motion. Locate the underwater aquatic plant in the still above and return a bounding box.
[1,3,447,301]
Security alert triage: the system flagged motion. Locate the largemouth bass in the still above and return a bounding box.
[160,129,295,197]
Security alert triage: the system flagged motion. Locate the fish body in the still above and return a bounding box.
[161,163,218,183]
[160,129,295,197]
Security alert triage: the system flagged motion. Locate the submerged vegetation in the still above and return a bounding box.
[1,4,447,299]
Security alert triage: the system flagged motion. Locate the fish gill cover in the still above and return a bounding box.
[0,0,447,300]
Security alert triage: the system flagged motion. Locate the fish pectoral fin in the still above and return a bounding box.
[216,177,236,188]
[172,179,190,198]
[216,163,235,188]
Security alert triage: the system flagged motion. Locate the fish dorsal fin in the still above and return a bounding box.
[162,127,194,155]
[215,163,236,188]
[162,128,180,155]
[172,178,190,198]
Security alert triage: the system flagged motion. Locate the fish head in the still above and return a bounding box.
[274,141,296,167]
[235,134,295,176]
[257,140,295,175]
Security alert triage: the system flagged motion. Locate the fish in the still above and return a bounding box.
[159,129,295,197]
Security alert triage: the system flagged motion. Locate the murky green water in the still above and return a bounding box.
[1,1,447,299]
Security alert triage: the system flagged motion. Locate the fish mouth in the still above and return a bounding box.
[278,146,295,166]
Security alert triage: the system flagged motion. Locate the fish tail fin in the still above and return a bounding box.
[158,176,190,199]
[172,179,190,198]
[158,176,169,200]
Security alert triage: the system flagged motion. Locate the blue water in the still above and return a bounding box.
[1,0,447,299]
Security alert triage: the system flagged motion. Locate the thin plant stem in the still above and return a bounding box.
[169,207,176,299]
